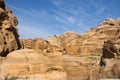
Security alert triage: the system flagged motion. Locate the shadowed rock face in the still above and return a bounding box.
[0,0,5,10]
[100,29,120,79]
[0,0,22,56]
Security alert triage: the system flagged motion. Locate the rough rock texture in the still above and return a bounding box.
[0,49,100,80]
[0,18,120,79]
[22,38,48,50]
[46,32,81,55]
[0,49,67,80]
[0,0,22,57]
[0,0,120,79]
[99,27,120,79]
[22,18,120,56]
[20,18,120,80]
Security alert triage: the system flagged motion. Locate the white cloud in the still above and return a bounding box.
[90,0,105,15]
[54,11,76,25]
[97,6,105,15]
[7,4,34,16]
[66,16,76,24]
[52,0,91,32]
[8,1,91,34]
[6,0,110,38]
[53,1,60,6]
[18,24,53,39]
[6,4,60,38]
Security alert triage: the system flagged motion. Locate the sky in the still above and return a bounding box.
[4,0,120,39]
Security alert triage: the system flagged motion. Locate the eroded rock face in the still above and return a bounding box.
[0,49,67,80]
[100,29,120,79]
[0,0,120,80]
[0,49,101,80]
[22,18,120,56]
[0,0,22,57]
[22,38,49,51]
[20,18,120,80]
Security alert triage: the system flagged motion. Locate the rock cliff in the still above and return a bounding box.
[0,0,22,57]
[99,27,120,79]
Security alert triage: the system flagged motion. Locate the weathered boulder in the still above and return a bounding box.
[0,49,101,80]
[0,49,67,80]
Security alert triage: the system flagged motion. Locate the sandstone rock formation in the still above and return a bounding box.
[22,18,120,56]
[22,38,48,50]
[0,0,120,80]
[0,49,67,80]
[0,49,101,80]
[99,26,120,79]
[20,18,120,80]
[0,0,22,57]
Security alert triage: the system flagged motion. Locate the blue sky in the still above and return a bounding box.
[4,0,120,39]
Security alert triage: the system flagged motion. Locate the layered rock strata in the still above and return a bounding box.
[22,18,120,56]
[99,27,120,79]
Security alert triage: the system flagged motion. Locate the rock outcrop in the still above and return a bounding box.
[0,49,67,80]
[99,26,120,79]
[0,0,22,57]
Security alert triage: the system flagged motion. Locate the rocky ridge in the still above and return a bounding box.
[22,18,120,56]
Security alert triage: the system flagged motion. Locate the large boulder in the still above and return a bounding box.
[0,49,67,80]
